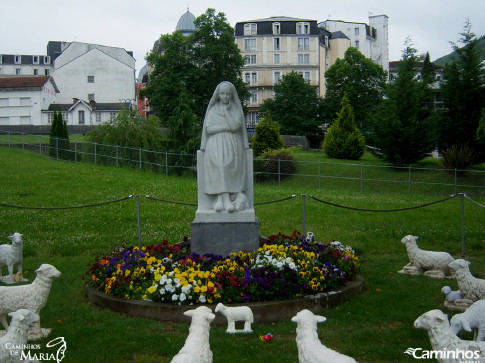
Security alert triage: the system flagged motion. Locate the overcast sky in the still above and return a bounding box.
[2,0,484,76]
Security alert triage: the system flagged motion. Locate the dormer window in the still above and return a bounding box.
[244,23,257,35]
[33,56,39,64]
[273,22,280,35]
[296,22,310,35]
[15,55,21,64]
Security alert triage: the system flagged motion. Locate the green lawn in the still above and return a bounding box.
[0,148,484,362]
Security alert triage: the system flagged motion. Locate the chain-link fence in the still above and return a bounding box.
[1,130,484,196]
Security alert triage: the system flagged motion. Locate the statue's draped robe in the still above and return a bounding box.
[201,103,247,195]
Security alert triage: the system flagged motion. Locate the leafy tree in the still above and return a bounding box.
[141,8,248,130]
[188,8,249,121]
[323,94,365,160]
[260,71,323,136]
[369,42,437,165]
[439,20,485,160]
[251,114,284,157]
[49,109,72,160]
[323,47,387,131]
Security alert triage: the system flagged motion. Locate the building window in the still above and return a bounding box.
[96,113,102,123]
[244,38,256,51]
[296,22,310,35]
[15,55,21,64]
[355,27,360,36]
[251,72,257,85]
[245,72,251,84]
[355,40,360,49]
[244,54,257,64]
[244,23,257,35]
[0,55,2,64]
[33,56,39,64]
[298,37,310,51]
[273,54,281,64]
[110,112,116,121]
[246,112,259,127]
[61,113,68,122]
[297,54,310,64]
[324,35,329,47]
[44,56,50,64]
[273,23,280,35]
[20,116,30,125]
[48,113,54,124]
[0,68,2,75]
[273,37,280,50]
[250,90,258,105]
[88,93,95,101]
[78,110,85,124]
[16,68,21,75]
[33,69,39,75]
[244,72,258,85]
[87,76,95,83]
[273,71,282,84]
[45,69,50,76]
[20,98,31,106]
[298,71,311,82]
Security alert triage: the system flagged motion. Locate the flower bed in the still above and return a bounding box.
[85,231,363,305]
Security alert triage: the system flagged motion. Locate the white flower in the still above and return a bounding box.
[179,293,187,302]
[181,284,192,294]
[199,295,206,303]
[172,294,179,301]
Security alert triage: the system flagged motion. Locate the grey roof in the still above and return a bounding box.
[47,102,130,112]
[176,10,197,34]
[330,31,350,40]
[241,16,316,23]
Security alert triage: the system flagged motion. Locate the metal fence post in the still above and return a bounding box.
[22,133,25,152]
[139,148,142,170]
[318,161,321,189]
[39,135,42,154]
[56,138,59,160]
[454,169,458,195]
[137,195,142,249]
[74,142,77,163]
[165,152,168,176]
[409,165,412,194]
[116,145,118,168]
[8,131,11,148]
[278,158,281,186]
[302,194,306,236]
[460,193,466,257]
[94,142,97,166]
[361,162,364,192]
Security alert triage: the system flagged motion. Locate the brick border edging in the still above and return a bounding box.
[84,276,363,325]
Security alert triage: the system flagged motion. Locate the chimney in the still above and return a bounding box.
[90,100,96,109]
[72,98,79,104]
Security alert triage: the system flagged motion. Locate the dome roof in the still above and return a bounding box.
[176,10,197,35]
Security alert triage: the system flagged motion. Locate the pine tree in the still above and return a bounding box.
[251,114,284,157]
[369,42,437,165]
[49,110,72,160]
[323,94,365,160]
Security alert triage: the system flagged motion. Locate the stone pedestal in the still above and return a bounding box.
[191,149,260,257]
[191,219,260,257]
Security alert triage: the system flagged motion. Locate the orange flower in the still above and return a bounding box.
[100,259,106,266]
[91,275,96,281]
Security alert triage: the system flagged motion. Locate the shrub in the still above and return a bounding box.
[254,148,296,182]
[49,109,73,161]
[441,143,476,176]
[323,94,365,160]
[251,114,284,157]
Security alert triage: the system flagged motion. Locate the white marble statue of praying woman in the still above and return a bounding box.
[200,81,249,213]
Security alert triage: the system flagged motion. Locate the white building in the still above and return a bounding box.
[51,41,136,104]
[319,15,389,73]
[0,54,53,77]
[0,76,58,126]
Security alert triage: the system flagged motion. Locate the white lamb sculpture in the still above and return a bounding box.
[291,309,357,363]
[450,300,485,341]
[171,306,215,363]
[449,259,485,303]
[0,264,61,339]
[215,303,253,333]
[414,309,485,363]
[0,233,25,284]
[0,309,39,363]
[399,235,455,279]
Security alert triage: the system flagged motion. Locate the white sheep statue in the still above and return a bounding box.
[0,233,25,284]
[450,300,485,341]
[399,235,455,279]
[442,286,463,302]
[291,309,357,363]
[0,309,39,363]
[414,309,485,363]
[449,259,485,303]
[0,264,61,339]
[171,306,215,363]
[214,303,253,334]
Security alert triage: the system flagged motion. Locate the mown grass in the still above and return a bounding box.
[0,147,484,362]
